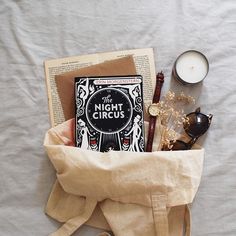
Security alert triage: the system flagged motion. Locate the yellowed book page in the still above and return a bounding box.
[44,48,155,127]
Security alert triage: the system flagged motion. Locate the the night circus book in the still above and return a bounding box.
[75,75,145,152]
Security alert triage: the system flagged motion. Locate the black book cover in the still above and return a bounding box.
[75,75,145,152]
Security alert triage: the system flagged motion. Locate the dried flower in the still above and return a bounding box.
[155,91,195,150]
[176,92,195,104]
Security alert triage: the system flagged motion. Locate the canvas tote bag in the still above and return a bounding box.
[44,119,204,236]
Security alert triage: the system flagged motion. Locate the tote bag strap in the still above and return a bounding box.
[151,193,169,236]
[184,204,191,236]
[97,233,112,236]
[49,198,97,236]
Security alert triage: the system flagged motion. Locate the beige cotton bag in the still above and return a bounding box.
[44,119,204,236]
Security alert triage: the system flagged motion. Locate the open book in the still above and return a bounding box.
[44,48,156,127]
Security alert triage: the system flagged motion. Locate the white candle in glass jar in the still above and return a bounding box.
[174,50,209,84]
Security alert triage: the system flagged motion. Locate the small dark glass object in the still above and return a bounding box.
[163,107,213,151]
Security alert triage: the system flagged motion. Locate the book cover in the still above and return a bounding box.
[75,75,145,152]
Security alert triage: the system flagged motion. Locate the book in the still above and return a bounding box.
[75,75,145,152]
[44,48,156,127]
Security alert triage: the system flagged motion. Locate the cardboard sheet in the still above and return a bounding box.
[55,56,137,121]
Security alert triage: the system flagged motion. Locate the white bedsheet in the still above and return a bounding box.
[0,0,236,235]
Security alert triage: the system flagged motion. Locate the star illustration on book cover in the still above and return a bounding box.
[75,75,145,152]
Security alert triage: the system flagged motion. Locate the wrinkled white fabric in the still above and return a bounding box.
[1,0,236,235]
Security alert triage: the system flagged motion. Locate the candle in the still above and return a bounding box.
[173,50,209,84]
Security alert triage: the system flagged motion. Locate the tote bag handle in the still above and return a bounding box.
[151,193,191,236]
[151,193,169,236]
[49,198,97,236]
